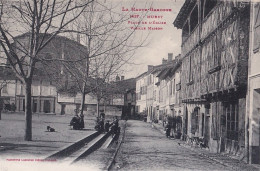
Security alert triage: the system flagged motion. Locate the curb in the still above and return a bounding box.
[72,131,112,163]
[45,131,99,160]
[106,120,127,171]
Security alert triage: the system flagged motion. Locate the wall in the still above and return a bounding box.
[136,74,147,113]
[247,2,260,164]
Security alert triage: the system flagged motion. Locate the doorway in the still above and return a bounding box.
[43,100,51,113]
[61,104,66,115]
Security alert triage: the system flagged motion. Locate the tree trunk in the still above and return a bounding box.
[24,79,32,141]
[97,99,100,117]
[80,83,86,116]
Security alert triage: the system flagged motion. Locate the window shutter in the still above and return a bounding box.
[253,4,260,53]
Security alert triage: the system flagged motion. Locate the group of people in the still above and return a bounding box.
[70,109,85,130]
[95,114,120,136]
[69,109,120,136]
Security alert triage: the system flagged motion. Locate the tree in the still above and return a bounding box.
[0,0,94,141]
[0,79,11,120]
[61,0,149,117]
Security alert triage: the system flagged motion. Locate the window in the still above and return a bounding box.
[159,90,163,103]
[147,75,153,85]
[169,81,172,95]
[21,85,24,95]
[254,4,260,52]
[182,21,189,42]
[224,101,239,141]
[2,84,7,93]
[191,107,200,134]
[187,55,194,84]
[173,79,175,95]
[190,5,198,33]
[176,83,181,91]
[203,0,217,19]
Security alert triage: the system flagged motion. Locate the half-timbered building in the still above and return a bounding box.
[174,0,250,155]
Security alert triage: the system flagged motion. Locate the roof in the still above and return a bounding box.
[136,71,148,80]
[173,0,197,29]
[156,59,182,80]
[109,78,136,94]
[156,67,172,79]
[14,32,87,50]
[150,61,175,74]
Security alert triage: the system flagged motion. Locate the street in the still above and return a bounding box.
[114,120,234,171]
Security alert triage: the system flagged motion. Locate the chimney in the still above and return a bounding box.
[168,53,173,62]
[162,58,167,64]
[116,75,120,81]
[121,76,125,80]
[148,65,154,72]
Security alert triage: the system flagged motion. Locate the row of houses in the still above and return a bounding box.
[135,0,260,165]
[0,33,135,117]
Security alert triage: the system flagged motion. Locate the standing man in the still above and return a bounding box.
[100,110,105,121]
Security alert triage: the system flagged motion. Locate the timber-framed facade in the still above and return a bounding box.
[174,0,250,155]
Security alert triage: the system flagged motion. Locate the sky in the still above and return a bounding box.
[116,0,185,79]
[0,0,185,79]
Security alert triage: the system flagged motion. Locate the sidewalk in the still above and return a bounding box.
[0,112,98,160]
[152,122,260,171]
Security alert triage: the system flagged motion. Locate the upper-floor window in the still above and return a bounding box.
[254,3,260,53]
[182,4,198,42]
[188,56,194,84]
[147,75,153,85]
[190,5,198,33]
[173,79,175,94]
[2,84,7,93]
[202,0,217,19]
[182,22,189,42]
[140,86,147,95]
[169,81,172,95]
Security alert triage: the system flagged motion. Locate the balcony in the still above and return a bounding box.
[201,2,233,40]
[181,25,200,57]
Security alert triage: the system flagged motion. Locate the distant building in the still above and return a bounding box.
[135,53,182,124]
[0,33,88,114]
[109,77,136,118]
[156,55,182,134]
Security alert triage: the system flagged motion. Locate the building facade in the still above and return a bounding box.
[0,34,90,115]
[174,0,250,155]
[155,55,182,135]
[135,54,182,128]
[136,72,148,115]
[247,1,260,164]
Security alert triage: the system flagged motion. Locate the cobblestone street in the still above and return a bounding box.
[114,120,256,171]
